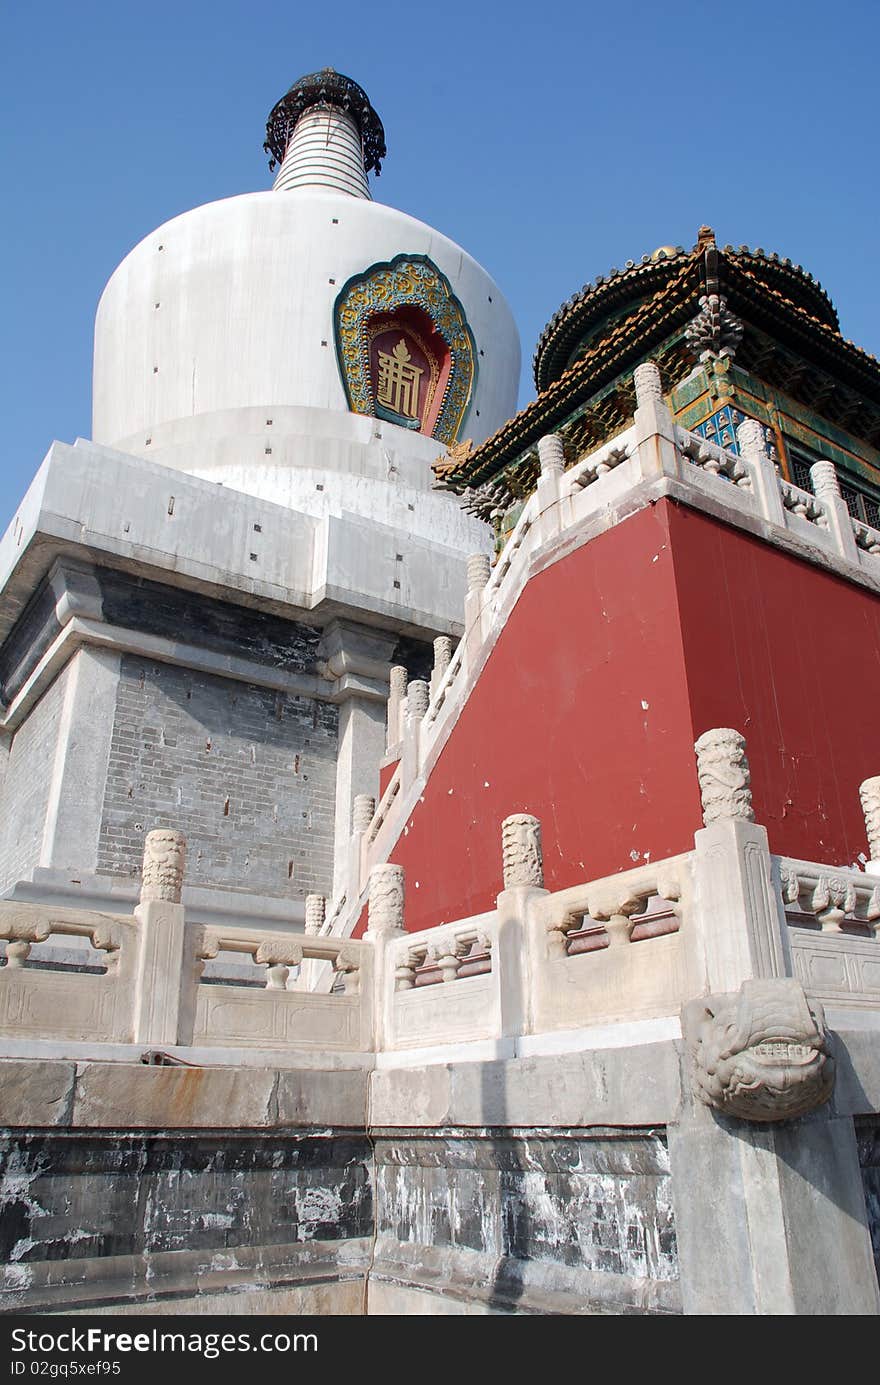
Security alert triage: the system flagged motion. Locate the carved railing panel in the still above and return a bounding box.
[366,766,401,847]
[528,855,696,1033]
[384,911,498,1050]
[187,924,372,1050]
[778,478,828,528]
[853,518,880,556]
[567,428,637,490]
[675,427,753,491]
[533,856,689,959]
[0,903,135,1043]
[777,857,880,1008]
[777,858,880,935]
[388,914,496,993]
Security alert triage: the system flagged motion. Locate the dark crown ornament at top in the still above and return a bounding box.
[265,68,387,175]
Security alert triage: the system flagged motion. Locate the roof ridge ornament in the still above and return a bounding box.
[686,292,744,363]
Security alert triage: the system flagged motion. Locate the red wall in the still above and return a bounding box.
[357,499,880,936]
[365,503,702,933]
[378,759,398,798]
[668,503,880,862]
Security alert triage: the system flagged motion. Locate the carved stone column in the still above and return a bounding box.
[345,795,375,904]
[633,361,664,407]
[537,434,564,477]
[536,433,566,541]
[405,680,429,722]
[140,829,186,903]
[293,892,327,993]
[366,862,405,1050]
[400,681,428,792]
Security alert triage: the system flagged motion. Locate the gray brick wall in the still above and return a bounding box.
[97,656,338,899]
[0,663,71,893]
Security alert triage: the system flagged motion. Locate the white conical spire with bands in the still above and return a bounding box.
[273,104,371,198]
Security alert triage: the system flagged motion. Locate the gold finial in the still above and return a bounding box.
[697,225,716,251]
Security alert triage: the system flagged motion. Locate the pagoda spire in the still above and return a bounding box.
[264,69,386,200]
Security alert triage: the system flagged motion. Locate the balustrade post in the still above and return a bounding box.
[293,892,328,992]
[366,862,406,1050]
[690,729,790,990]
[305,892,326,936]
[400,679,428,791]
[386,665,408,752]
[133,828,188,1046]
[810,460,860,562]
[736,418,786,526]
[536,434,565,541]
[464,551,491,650]
[860,776,880,874]
[429,636,454,700]
[348,795,375,898]
[496,813,548,1039]
[672,732,879,1316]
[632,362,680,482]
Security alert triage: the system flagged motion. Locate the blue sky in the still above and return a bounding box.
[2,0,878,530]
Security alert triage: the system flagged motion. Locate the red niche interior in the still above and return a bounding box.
[367,304,451,438]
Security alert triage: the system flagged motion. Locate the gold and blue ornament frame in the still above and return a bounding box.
[334,255,477,445]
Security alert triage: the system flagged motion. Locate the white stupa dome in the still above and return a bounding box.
[91,70,521,546]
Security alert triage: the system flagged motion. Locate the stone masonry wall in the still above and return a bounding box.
[0,1129,372,1313]
[858,1119,880,1289]
[98,570,323,675]
[0,663,71,894]
[97,656,338,898]
[0,1121,678,1316]
[371,1130,680,1314]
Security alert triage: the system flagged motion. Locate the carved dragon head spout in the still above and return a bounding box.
[683,978,834,1122]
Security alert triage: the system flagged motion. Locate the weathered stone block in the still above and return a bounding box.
[371,1044,679,1129]
[273,1069,369,1129]
[71,1062,276,1129]
[0,1059,75,1128]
